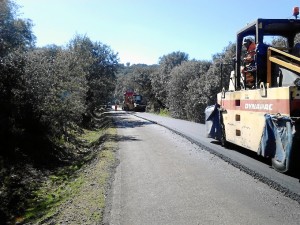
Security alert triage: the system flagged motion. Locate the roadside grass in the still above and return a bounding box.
[81,128,105,146]
[21,114,117,224]
[158,108,171,117]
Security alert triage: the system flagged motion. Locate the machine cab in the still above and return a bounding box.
[230,18,300,92]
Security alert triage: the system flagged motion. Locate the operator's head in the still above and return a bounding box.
[243,38,253,49]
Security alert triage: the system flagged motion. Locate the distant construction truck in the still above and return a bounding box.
[206,8,300,173]
[122,90,146,112]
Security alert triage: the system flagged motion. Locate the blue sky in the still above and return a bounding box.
[16,0,300,65]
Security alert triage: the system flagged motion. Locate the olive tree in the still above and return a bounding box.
[168,60,211,120]
[186,43,236,123]
[68,36,119,119]
[23,45,88,138]
[0,0,35,154]
[151,51,189,108]
[0,0,35,56]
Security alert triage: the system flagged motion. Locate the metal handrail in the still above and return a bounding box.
[267,47,300,85]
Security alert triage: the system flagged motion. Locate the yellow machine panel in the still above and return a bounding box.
[218,87,292,152]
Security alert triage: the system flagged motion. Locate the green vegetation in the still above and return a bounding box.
[81,128,106,146]
[158,108,171,117]
[114,48,236,123]
[0,1,236,220]
[2,0,300,223]
[0,1,118,221]
[21,119,117,224]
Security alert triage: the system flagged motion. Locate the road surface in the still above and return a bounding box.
[134,112,300,198]
[103,111,300,225]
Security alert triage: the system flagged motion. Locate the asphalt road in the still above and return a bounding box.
[134,112,300,198]
[104,111,300,225]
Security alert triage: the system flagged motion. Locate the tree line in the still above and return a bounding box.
[115,36,300,123]
[115,44,236,123]
[0,1,238,163]
[3,0,294,221]
[0,0,242,170]
[3,1,299,161]
[1,1,120,220]
[0,0,118,161]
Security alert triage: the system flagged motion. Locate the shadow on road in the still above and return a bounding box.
[109,134,141,142]
[109,112,154,129]
[210,140,300,179]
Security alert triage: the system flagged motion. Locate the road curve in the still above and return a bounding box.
[104,111,300,225]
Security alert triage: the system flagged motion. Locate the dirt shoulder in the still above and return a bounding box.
[12,112,119,225]
[40,128,117,224]
[27,131,117,224]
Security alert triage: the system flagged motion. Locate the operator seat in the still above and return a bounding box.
[292,43,300,57]
[255,43,269,85]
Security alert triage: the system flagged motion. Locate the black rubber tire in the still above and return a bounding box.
[288,134,300,174]
[220,118,227,147]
